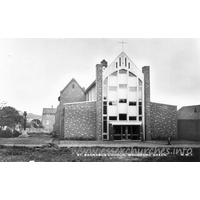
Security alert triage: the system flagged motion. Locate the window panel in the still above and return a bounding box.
[119,69,127,84]
[119,114,127,120]
[129,116,137,120]
[109,116,117,120]
[129,73,137,86]
[139,87,142,100]
[129,106,137,116]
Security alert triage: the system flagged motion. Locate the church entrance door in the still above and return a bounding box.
[113,125,140,140]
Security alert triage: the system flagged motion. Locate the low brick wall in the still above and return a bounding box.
[64,101,96,140]
[150,102,177,140]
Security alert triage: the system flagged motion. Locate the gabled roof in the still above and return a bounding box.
[177,105,200,120]
[111,51,141,72]
[103,51,144,81]
[43,108,57,114]
[60,78,85,94]
[85,80,96,94]
[58,78,85,101]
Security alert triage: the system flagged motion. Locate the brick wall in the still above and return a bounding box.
[64,101,96,139]
[96,64,103,140]
[54,79,86,138]
[142,66,151,140]
[54,104,64,138]
[150,102,177,140]
[53,105,60,134]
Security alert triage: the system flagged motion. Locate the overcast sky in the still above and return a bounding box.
[0,38,200,115]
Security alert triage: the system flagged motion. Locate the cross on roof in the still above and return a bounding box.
[118,39,127,52]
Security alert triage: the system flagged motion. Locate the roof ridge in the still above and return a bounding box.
[60,78,84,94]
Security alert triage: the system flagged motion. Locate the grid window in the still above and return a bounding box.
[109,116,117,120]
[119,99,127,103]
[109,101,117,106]
[129,101,137,106]
[119,114,127,120]
[129,116,137,120]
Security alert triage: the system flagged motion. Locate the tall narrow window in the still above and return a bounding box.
[128,63,130,69]
[103,116,107,133]
[103,78,108,100]
[119,57,121,66]
[125,58,127,66]
[116,62,118,68]
[103,101,107,115]
[139,79,142,86]
[139,102,142,115]
[139,79,142,100]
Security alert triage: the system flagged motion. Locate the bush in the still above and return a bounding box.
[13,130,21,137]
[0,128,13,138]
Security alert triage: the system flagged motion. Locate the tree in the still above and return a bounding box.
[0,106,23,129]
[31,119,44,128]
[0,101,7,108]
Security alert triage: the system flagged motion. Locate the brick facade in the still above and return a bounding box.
[64,101,96,139]
[60,78,86,105]
[54,78,86,138]
[142,66,151,140]
[150,102,177,140]
[95,64,103,140]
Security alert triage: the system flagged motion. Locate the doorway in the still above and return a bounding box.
[113,125,140,140]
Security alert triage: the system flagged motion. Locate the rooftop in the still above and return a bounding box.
[177,105,200,119]
[42,108,57,114]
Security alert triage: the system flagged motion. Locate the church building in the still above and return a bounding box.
[54,51,177,141]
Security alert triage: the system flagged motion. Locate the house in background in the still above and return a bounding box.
[177,105,200,141]
[54,51,177,141]
[42,107,56,132]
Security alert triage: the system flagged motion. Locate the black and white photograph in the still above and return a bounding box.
[0,38,200,162]
[0,1,199,200]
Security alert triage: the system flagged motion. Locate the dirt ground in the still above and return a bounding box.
[0,145,199,162]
